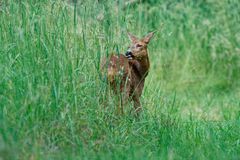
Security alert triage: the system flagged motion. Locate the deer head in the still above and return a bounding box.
[125,32,154,60]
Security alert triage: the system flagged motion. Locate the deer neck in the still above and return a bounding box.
[130,55,150,79]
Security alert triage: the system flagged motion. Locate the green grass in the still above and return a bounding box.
[0,0,240,159]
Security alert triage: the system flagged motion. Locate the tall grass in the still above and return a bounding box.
[0,0,240,159]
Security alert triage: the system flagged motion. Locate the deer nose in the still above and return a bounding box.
[125,50,133,59]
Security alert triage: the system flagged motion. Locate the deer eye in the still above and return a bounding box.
[136,44,143,48]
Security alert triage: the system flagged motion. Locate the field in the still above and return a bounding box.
[1,0,240,159]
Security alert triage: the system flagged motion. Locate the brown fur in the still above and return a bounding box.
[101,32,154,115]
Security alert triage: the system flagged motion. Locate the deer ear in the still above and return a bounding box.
[142,32,154,44]
[128,32,138,43]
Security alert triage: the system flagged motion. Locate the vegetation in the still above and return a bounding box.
[0,0,240,159]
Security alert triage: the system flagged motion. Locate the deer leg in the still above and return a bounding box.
[115,91,124,115]
[132,94,142,115]
[119,95,124,115]
[119,85,130,114]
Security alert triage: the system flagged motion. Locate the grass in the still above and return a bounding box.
[0,0,240,159]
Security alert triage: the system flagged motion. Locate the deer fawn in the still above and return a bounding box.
[101,32,154,115]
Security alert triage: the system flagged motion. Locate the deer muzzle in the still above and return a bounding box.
[125,50,133,60]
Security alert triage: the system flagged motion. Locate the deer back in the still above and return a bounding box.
[101,54,131,92]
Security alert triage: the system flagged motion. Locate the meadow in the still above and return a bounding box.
[0,0,240,159]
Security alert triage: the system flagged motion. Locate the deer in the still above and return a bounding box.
[101,32,154,116]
